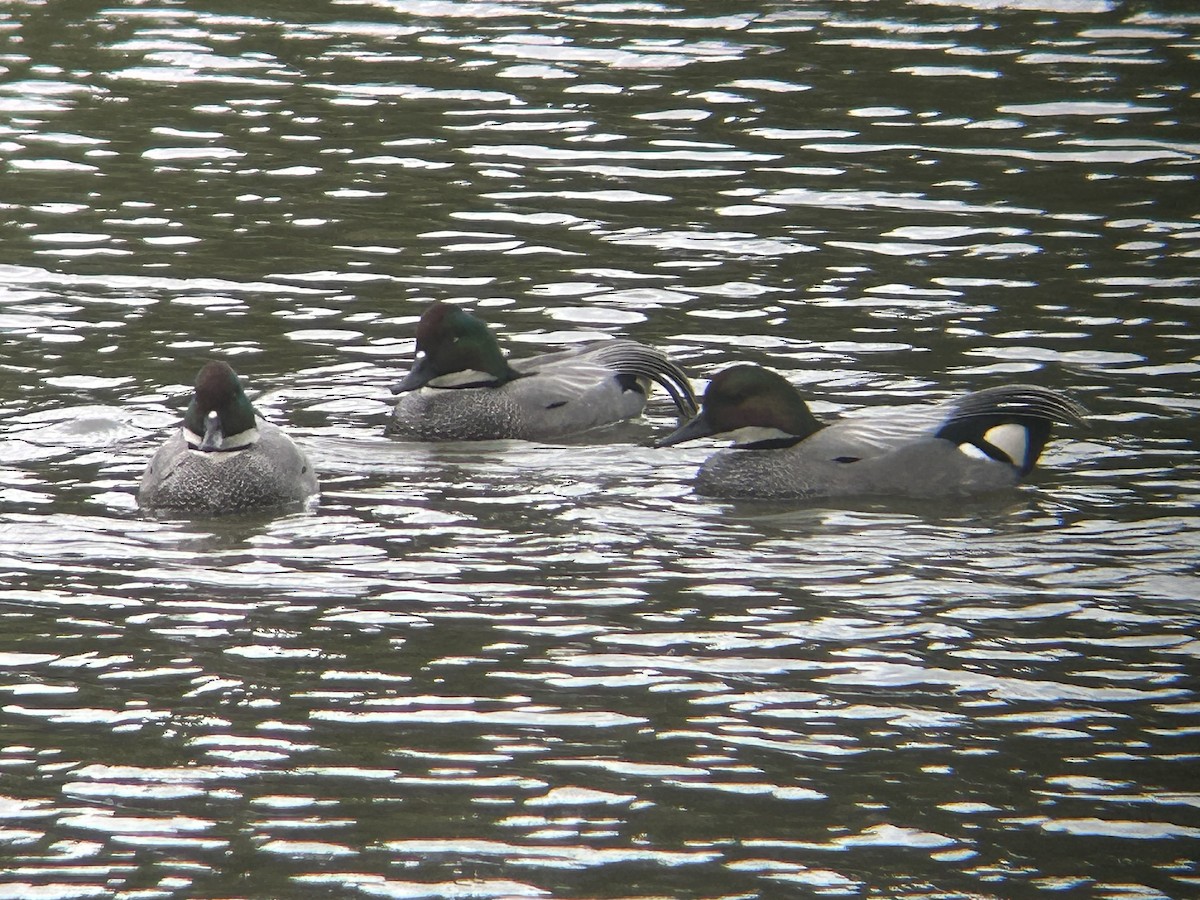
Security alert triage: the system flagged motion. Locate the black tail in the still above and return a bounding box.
[936,385,1087,475]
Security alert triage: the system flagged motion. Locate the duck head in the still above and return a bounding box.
[656,364,824,449]
[182,360,260,452]
[392,302,521,394]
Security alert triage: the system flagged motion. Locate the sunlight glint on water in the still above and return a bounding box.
[0,1,1197,898]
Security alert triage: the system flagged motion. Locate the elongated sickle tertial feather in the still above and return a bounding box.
[946,385,1089,426]
[587,340,699,417]
[937,384,1088,476]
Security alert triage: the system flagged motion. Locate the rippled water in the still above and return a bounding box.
[1,1,1198,897]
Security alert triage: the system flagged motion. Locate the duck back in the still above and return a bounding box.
[387,370,648,441]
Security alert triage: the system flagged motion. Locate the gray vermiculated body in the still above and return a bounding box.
[138,421,318,514]
[387,343,655,441]
[696,438,1021,500]
[387,377,647,441]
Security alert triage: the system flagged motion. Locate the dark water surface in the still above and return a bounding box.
[1,1,1198,897]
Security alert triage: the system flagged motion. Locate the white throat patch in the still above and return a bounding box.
[219,425,260,451]
[183,423,259,452]
[725,425,795,447]
[428,369,494,389]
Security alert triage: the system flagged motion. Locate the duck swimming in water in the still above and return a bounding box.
[656,364,1086,500]
[387,302,697,441]
[138,361,318,515]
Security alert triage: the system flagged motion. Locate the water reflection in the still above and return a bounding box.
[1,0,1198,897]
